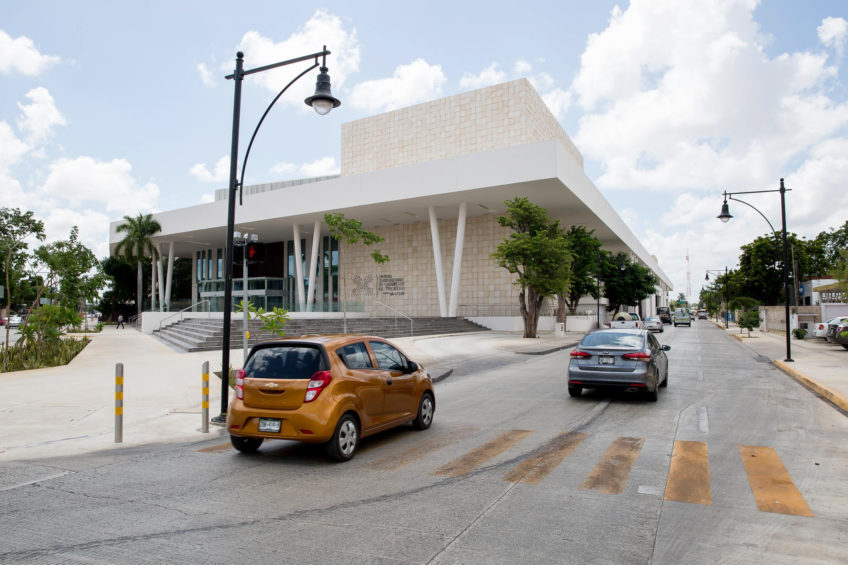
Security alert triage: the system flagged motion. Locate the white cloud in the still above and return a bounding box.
[0,30,60,75]
[818,16,848,57]
[570,0,848,193]
[234,10,360,108]
[513,59,533,75]
[39,156,159,215]
[542,88,572,120]
[199,191,216,204]
[197,62,215,86]
[460,63,506,89]
[300,156,338,177]
[42,207,112,258]
[17,87,67,144]
[0,121,30,173]
[349,58,446,113]
[190,155,229,183]
[270,161,297,175]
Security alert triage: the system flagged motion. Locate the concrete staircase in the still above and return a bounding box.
[153,316,489,352]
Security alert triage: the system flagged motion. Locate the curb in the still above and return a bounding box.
[773,360,848,416]
[517,341,579,356]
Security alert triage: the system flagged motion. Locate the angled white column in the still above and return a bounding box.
[156,244,165,312]
[447,202,467,317]
[150,255,157,312]
[293,224,306,309]
[429,206,448,317]
[306,220,321,312]
[164,241,175,311]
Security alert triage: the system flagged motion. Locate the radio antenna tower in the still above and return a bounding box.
[686,248,691,298]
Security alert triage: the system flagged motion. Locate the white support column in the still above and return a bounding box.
[293,224,306,309]
[306,220,321,312]
[447,202,467,317]
[429,206,448,317]
[164,241,175,311]
[156,244,165,312]
[150,254,157,312]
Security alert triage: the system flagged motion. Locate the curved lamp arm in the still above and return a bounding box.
[239,61,320,205]
[727,195,777,236]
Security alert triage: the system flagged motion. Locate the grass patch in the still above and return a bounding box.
[1,337,91,373]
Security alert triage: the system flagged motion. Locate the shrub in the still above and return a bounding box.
[738,310,760,337]
[792,328,807,339]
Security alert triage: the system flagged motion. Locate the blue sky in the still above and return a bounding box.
[2,0,847,301]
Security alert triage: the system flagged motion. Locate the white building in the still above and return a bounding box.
[110,79,672,333]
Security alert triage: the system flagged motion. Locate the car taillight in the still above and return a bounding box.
[570,350,590,358]
[304,371,332,402]
[622,352,651,361]
[235,369,245,399]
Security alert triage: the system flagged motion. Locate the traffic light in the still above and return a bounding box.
[245,241,265,263]
[232,244,244,265]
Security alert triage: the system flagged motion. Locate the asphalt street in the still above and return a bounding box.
[1,321,845,564]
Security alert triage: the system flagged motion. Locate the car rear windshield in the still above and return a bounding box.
[245,345,326,379]
[581,332,644,349]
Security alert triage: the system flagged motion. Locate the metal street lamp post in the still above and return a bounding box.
[717,178,793,362]
[213,48,341,424]
[705,267,728,328]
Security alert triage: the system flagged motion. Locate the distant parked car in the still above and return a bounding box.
[6,314,21,327]
[697,310,707,319]
[673,308,690,327]
[815,316,848,339]
[567,329,670,402]
[833,322,848,350]
[825,318,848,345]
[644,315,663,332]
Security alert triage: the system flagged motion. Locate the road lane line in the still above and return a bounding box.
[503,432,587,484]
[738,445,813,517]
[665,440,712,505]
[697,406,709,433]
[579,436,645,494]
[697,370,704,381]
[434,430,533,477]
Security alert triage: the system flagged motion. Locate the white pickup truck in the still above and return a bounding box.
[609,312,645,329]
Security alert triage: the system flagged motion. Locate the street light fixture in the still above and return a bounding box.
[705,267,728,328]
[717,178,793,362]
[214,47,340,424]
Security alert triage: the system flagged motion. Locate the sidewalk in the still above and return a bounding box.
[717,321,848,414]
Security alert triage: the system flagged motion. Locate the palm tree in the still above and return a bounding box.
[114,213,162,319]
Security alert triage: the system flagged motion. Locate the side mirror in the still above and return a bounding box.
[661,345,671,351]
[407,361,419,373]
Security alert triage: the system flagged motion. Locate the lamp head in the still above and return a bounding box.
[305,66,341,116]
[717,199,732,223]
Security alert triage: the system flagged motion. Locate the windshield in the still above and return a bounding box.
[580,332,645,349]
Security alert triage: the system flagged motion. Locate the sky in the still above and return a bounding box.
[2,0,847,301]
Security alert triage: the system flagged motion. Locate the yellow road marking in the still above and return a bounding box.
[738,445,813,517]
[197,442,232,453]
[369,428,477,471]
[580,436,645,494]
[665,440,712,505]
[504,432,587,484]
[434,430,533,478]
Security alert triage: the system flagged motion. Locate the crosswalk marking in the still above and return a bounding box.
[665,440,712,505]
[503,432,587,484]
[368,428,477,471]
[580,436,645,494]
[433,429,533,478]
[738,445,813,517]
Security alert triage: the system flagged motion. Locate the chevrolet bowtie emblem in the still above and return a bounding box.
[265,382,279,388]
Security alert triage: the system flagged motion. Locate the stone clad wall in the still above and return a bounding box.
[339,215,518,317]
[341,78,582,176]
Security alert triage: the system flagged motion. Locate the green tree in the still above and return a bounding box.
[323,213,390,332]
[559,226,602,321]
[34,227,107,316]
[0,208,46,365]
[114,213,161,318]
[814,220,848,272]
[737,310,760,337]
[492,197,573,338]
[602,253,658,316]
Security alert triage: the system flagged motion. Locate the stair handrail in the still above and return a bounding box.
[374,300,413,336]
[158,300,212,332]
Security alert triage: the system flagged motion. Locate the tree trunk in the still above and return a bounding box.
[519,286,543,338]
[555,295,567,323]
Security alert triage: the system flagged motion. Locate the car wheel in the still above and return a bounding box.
[326,413,359,462]
[646,385,659,402]
[230,435,263,453]
[412,392,435,430]
[842,344,848,350]
[660,372,668,387]
[568,385,582,398]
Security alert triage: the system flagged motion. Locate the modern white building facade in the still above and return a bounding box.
[110,79,672,331]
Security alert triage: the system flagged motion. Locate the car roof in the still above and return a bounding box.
[257,334,390,346]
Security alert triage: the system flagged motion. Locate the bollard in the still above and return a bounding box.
[201,361,209,433]
[115,362,123,443]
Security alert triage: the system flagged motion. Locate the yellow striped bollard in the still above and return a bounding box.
[115,362,123,443]
[202,361,209,433]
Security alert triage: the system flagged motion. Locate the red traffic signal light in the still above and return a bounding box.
[245,242,265,263]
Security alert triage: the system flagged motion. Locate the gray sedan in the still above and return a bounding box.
[567,329,670,401]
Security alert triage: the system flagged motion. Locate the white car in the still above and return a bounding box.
[6,314,22,327]
[814,316,848,339]
[644,315,664,332]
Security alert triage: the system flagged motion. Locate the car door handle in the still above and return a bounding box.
[386,379,392,385]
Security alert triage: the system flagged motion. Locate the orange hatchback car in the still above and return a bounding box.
[226,335,435,461]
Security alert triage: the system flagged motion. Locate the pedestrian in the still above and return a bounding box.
[117,314,125,329]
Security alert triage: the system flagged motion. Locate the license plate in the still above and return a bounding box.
[258,418,281,433]
[599,356,615,365]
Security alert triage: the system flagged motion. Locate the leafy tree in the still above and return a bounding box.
[0,208,46,365]
[323,213,390,332]
[98,256,139,319]
[736,232,824,305]
[34,227,107,315]
[602,252,658,316]
[114,213,161,318]
[559,226,602,321]
[814,220,848,272]
[492,197,573,338]
[737,310,760,337]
